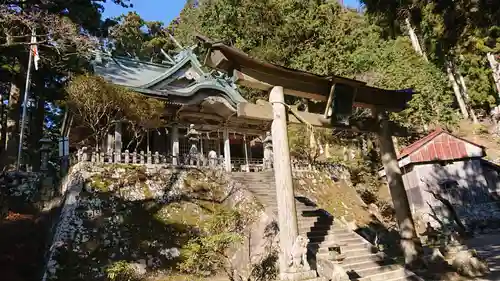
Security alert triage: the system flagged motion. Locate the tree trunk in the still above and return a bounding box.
[446,62,470,119]
[392,136,400,155]
[30,97,45,172]
[0,80,22,170]
[405,18,428,62]
[487,53,500,97]
[376,110,423,267]
[405,18,475,122]
[457,73,479,123]
[0,86,7,155]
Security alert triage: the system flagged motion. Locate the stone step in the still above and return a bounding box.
[282,270,318,280]
[299,221,335,230]
[299,225,348,234]
[264,204,322,212]
[343,253,388,264]
[232,172,274,176]
[351,268,408,281]
[298,216,333,223]
[342,258,397,272]
[381,274,422,281]
[309,241,373,253]
[308,234,362,244]
[315,247,376,257]
[316,252,386,264]
[267,204,321,211]
[232,178,275,183]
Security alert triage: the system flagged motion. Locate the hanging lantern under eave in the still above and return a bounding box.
[330,83,356,127]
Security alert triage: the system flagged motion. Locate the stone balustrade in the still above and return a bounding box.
[69,148,349,178]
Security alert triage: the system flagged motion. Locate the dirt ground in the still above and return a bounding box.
[0,210,53,281]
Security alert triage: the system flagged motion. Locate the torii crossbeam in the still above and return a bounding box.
[197,35,422,279]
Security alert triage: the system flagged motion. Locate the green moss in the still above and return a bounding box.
[141,182,153,199]
[90,174,112,192]
[154,203,203,226]
[108,163,144,172]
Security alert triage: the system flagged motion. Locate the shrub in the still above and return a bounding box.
[472,123,489,135]
[106,261,139,281]
[178,207,244,276]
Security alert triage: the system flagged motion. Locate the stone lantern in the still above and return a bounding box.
[40,138,52,172]
[186,124,200,165]
[263,131,273,170]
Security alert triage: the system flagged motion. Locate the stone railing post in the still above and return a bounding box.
[154,152,160,164]
[132,151,137,164]
[115,150,121,163]
[140,151,145,164]
[124,150,130,164]
[147,151,152,164]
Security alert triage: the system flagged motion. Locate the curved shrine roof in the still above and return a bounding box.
[91,48,246,110]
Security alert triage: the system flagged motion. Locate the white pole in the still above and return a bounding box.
[243,134,249,172]
[16,30,35,171]
[147,130,150,153]
[223,128,231,172]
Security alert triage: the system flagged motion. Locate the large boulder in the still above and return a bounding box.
[451,250,490,277]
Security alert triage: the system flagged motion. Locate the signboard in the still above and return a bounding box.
[59,137,69,157]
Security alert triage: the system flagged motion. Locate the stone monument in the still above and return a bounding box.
[208,150,217,167]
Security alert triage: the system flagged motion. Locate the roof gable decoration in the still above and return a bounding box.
[379,129,485,176]
[91,46,247,107]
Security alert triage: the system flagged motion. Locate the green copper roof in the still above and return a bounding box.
[92,47,247,108]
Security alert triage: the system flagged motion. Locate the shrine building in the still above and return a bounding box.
[89,46,271,172]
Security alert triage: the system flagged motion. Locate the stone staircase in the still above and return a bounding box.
[232,172,424,281]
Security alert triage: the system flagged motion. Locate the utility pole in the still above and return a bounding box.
[16,30,36,171]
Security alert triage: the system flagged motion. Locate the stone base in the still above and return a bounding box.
[280,270,318,281]
[316,258,349,281]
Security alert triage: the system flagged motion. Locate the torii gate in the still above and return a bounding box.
[197,35,422,278]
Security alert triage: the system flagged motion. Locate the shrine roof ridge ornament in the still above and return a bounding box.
[91,47,246,108]
[196,34,415,112]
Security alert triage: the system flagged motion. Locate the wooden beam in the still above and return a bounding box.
[203,49,233,70]
[194,124,267,136]
[178,111,225,122]
[234,70,327,101]
[237,102,412,136]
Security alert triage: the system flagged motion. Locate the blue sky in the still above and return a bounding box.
[102,0,362,23]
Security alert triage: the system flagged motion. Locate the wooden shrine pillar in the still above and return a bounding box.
[106,129,114,153]
[115,122,122,162]
[270,86,299,278]
[223,128,231,172]
[172,124,179,165]
[375,109,422,266]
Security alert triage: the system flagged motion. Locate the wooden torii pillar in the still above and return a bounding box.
[199,36,423,277]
